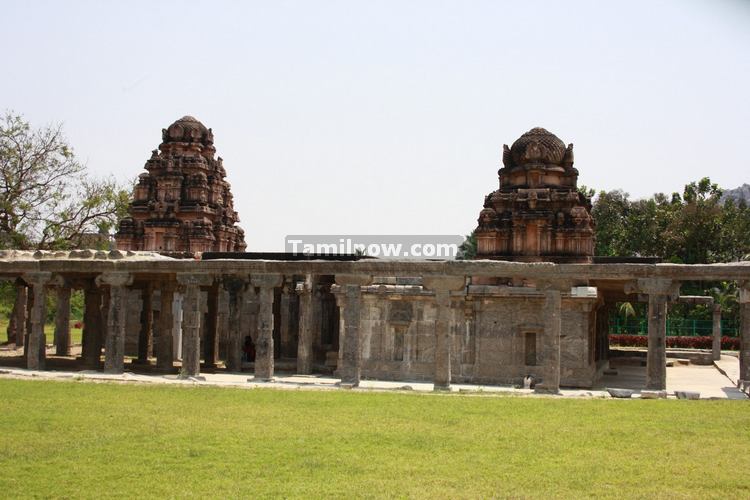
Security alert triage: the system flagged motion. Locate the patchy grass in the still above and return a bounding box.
[0,379,748,498]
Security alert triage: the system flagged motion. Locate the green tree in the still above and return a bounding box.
[665,178,724,264]
[457,232,476,260]
[591,189,629,256]
[718,198,750,262]
[591,177,744,264]
[0,111,130,250]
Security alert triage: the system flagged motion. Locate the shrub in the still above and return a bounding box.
[609,334,739,350]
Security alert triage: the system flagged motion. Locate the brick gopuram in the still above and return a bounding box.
[474,127,594,263]
[115,116,246,253]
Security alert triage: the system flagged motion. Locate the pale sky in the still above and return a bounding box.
[3,0,749,251]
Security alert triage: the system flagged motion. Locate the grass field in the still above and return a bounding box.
[0,380,748,498]
[0,318,83,345]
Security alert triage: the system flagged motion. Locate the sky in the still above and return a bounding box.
[3,0,750,251]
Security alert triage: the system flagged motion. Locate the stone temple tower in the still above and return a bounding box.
[115,116,246,254]
[473,127,594,263]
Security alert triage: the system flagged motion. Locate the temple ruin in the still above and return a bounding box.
[1,125,749,395]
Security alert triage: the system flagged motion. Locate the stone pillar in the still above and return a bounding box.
[203,282,220,369]
[279,282,292,358]
[98,272,133,374]
[172,293,183,360]
[740,284,750,383]
[646,294,668,390]
[712,304,722,362]
[636,279,679,391]
[54,285,72,356]
[423,276,466,391]
[136,284,153,364]
[251,274,282,381]
[24,288,33,353]
[223,277,247,372]
[540,289,562,393]
[334,275,372,387]
[10,281,27,347]
[532,279,573,394]
[156,282,176,372]
[100,287,111,346]
[177,274,211,378]
[81,281,104,369]
[23,272,51,370]
[296,275,314,374]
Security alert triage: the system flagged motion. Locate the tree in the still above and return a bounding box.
[457,232,477,260]
[666,178,724,264]
[591,177,750,264]
[591,189,629,256]
[0,111,129,250]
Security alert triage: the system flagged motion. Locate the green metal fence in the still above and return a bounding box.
[609,317,738,337]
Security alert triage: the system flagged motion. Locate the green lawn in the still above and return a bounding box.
[0,318,83,345]
[0,380,747,498]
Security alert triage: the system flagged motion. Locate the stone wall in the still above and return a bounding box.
[357,285,598,387]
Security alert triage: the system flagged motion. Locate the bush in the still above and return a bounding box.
[609,334,739,350]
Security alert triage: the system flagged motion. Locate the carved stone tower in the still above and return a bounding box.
[473,127,594,263]
[115,116,246,253]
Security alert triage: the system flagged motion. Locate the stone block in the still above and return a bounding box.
[675,391,700,400]
[607,388,634,398]
[640,390,667,399]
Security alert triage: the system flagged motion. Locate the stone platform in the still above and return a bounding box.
[0,359,745,400]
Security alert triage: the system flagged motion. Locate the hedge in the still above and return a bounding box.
[609,334,739,350]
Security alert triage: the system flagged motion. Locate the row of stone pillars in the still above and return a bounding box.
[9,273,83,370]
[9,272,575,393]
[7,272,593,393]
[7,278,74,358]
[10,272,750,392]
[10,271,332,379]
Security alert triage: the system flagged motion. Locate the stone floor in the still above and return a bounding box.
[0,354,745,399]
[595,365,747,399]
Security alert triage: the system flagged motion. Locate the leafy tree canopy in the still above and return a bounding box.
[0,111,130,250]
[592,177,749,264]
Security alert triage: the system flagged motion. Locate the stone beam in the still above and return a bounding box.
[6,252,750,282]
[677,295,714,306]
